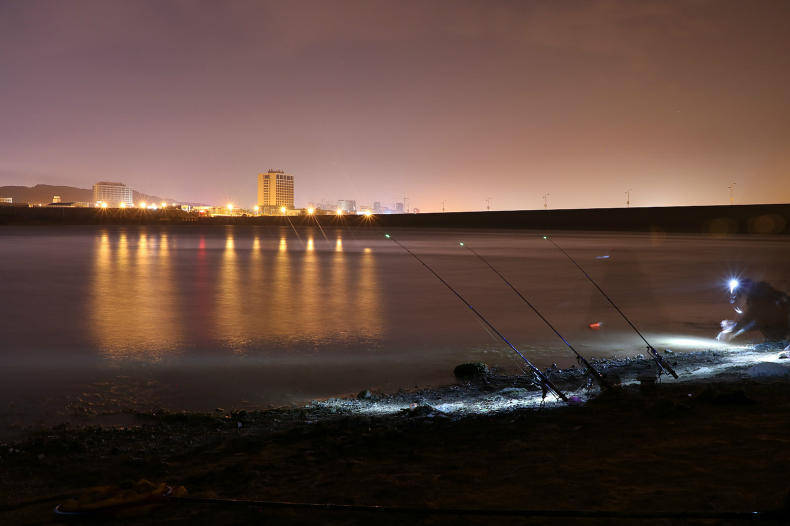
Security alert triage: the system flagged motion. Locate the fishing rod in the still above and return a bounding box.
[459,241,611,390]
[543,235,678,379]
[384,233,569,403]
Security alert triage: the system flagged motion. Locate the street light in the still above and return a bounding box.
[227,203,234,211]
[336,209,343,216]
[100,202,108,208]
[280,206,286,214]
[307,207,315,215]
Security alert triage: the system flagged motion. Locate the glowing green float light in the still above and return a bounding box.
[543,235,548,239]
[459,242,464,246]
[384,234,391,239]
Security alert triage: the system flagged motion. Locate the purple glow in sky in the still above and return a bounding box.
[1,0,789,210]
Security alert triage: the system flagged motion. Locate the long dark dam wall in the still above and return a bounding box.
[2,204,790,234]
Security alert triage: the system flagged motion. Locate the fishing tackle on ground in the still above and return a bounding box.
[459,241,611,390]
[543,235,679,379]
[384,233,569,403]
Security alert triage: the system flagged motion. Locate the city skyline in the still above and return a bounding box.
[1,1,790,212]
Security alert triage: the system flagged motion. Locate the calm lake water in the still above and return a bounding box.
[1,225,788,425]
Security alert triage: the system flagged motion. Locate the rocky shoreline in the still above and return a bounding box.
[2,346,790,524]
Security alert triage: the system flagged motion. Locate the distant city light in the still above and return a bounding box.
[140,201,146,208]
[100,202,108,208]
[253,205,260,212]
[119,202,126,208]
[227,203,234,211]
[161,201,167,208]
[280,206,287,214]
[307,207,315,214]
[336,209,343,216]
[363,210,372,217]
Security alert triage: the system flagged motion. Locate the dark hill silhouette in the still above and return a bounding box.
[0,184,183,206]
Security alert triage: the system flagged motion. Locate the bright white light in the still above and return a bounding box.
[280,206,286,214]
[728,279,739,293]
[100,202,108,208]
[363,210,372,217]
[119,202,126,208]
[336,209,343,216]
[227,203,234,211]
[662,336,750,351]
[307,207,315,214]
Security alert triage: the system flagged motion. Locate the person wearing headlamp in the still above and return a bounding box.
[717,278,790,351]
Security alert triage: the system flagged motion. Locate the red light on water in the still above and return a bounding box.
[588,322,603,330]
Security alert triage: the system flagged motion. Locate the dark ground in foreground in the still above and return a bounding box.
[1,378,790,525]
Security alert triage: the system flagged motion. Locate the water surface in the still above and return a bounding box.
[1,225,787,425]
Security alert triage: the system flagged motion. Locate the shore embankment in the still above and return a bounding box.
[2,203,790,234]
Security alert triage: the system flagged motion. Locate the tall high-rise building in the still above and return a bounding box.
[93,182,134,207]
[257,169,294,213]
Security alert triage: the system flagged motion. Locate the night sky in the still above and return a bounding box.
[1,0,789,210]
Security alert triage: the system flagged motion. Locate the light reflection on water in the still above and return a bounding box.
[92,230,184,359]
[90,228,383,360]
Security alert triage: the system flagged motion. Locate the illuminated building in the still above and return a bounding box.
[92,182,134,207]
[257,169,294,214]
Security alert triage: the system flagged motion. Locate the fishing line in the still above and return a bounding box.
[165,495,787,520]
[384,233,569,403]
[282,213,305,248]
[543,235,678,379]
[460,242,610,390]
[309,213,330,242]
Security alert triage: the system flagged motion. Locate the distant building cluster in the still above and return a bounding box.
[312,198,404,215]
[3,170,411,216]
